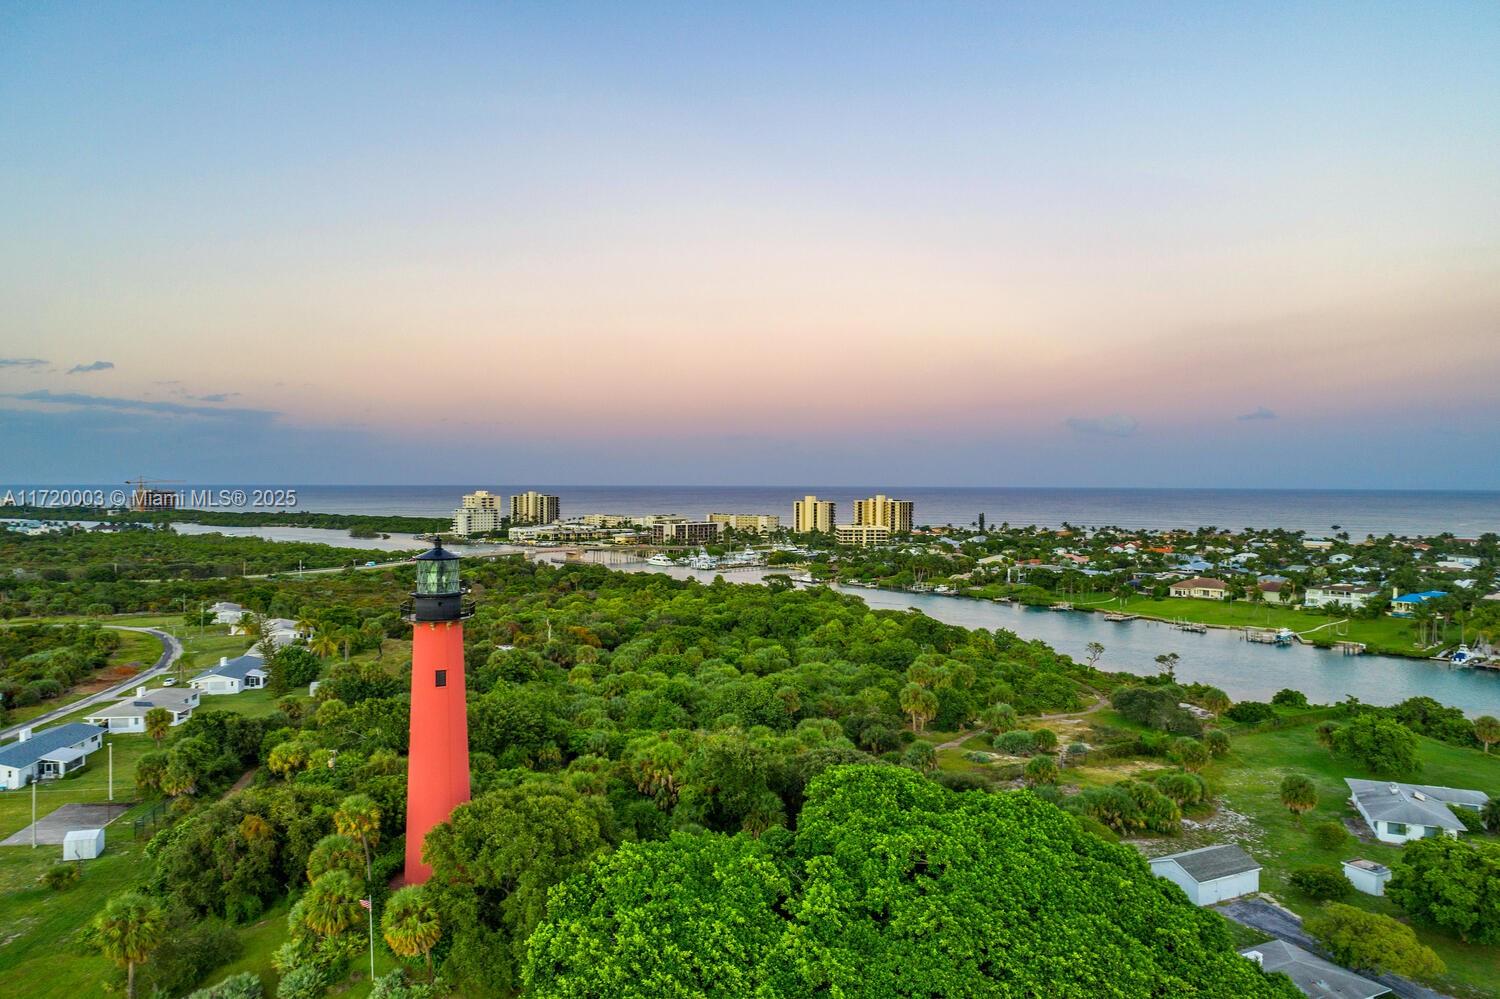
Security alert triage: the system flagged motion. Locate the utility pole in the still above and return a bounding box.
[108,743,114,801]
[31,777,37,848]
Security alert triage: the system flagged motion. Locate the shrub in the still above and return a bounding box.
[1310,821,1348,851]
[1388,837,1500,944]
[1204,729,1230,757]
[1449,804,1485,833]
[1173,738,1208,772]
[993,730,1037,756]
[1030,727,1058,752]
[187,971,264,999]
[1271,689,1308,708]
[1110,685,1201,735]
[1305,902,1445,978]
[1288,865,1351,900]
[1023,755,1058,786]
[41,863,81,891]
[1328,715,1420,776]
[1153,771,1207,806]
[139,916,244,998]
[1224,701,1276,724]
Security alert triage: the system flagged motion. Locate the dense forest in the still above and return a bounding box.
[101,558,1312,997]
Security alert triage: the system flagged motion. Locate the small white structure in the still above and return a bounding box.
[210,601,247,625]
[84,687,200,733]
[63,827,105,861]
[1345,778,1487,844]
[190,653,268,695]
[1241,940,1390,999]
[1341,858,1392,896]
[1148,844,1261,905]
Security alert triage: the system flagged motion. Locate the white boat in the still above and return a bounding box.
[1451,645,1476,665]
[647,554,675,567]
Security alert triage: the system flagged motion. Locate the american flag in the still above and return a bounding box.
[359,898,372,910]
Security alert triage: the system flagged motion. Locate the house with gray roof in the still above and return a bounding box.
[1148,843,1260,905]
[84,686,199,734]
[1241,940,1389,999]
[1345,778,1488,844]
[191,652,268,695]
[0,723,107,790]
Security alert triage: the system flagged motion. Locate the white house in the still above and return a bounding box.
[84,687,199,733]
[0,723,107,790]
[1304,584,1380,610]
[1241,940,1390,999]
[1341,858,1393,897]
[211,601,247,625]
[190,653,268,695]
[231,616,302,648]
[1148,844,1261,905]
[1345,778,1487,844]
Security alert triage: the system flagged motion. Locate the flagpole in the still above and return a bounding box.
[366,898,375,982]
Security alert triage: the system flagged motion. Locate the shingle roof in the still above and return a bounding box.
[85,688,197,719]
[1243,940,1389,999]
[1346,778,1485,830]
[0,723,106,769]
[1150,843,1260,882]
[193,652,266,683]
[1172,576,1229,590]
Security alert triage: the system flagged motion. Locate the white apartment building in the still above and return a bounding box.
[708,513,781,534]
[836,523,891,546]
[451,490,505,536]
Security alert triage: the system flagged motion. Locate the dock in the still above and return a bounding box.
[1171,621,1208,634]
[1050,602,1074,611]
[1103,612,1137,622]
[1332,640,1366,656]
[1243,627,1294,646]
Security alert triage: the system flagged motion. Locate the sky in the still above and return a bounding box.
[2,2,1498,488]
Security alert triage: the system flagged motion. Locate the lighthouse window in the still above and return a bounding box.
[435,669,447,688]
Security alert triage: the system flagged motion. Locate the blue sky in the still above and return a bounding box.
[2,2,1498,486]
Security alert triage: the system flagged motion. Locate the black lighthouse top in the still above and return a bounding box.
[406,537,473,622]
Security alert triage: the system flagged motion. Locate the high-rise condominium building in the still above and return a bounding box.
[793,495,836,534]
[510,491,560,525]
[707,513,781,534]
[451,490,504,536]
[852,494,914,533]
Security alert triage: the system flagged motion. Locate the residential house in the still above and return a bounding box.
[1169,577,1232,600]
[1256,580,1289,604]
[210,601,247,625]
[1148,844,1261,905]
[1345,778,1487,844]
[1389,590,1447,618]
[85,686,200,734]
[190,653,268,695]
[1240,940,1390,999]
[0,723,107,790]
[1304,584,1380,610]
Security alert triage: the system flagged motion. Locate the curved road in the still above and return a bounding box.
[0,626,182,741]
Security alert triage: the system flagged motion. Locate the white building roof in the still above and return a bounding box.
[1345,778,1485,831]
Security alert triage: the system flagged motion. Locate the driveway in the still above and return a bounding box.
[1,802,132,847]
[1218,897,1450,999]
[0,627,182,741]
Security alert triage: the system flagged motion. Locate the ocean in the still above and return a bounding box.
[192,485,1498,537]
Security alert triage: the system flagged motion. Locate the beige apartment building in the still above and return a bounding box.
[793,495,836,534]
[708,513,781,534]
[510,491,561,525]
[836,523,891,546]
[451,489,504,536]
[852,494,914,533]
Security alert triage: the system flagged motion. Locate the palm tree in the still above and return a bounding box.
[333,794,381,881]
[309,632,338,660]
[382,885,442,981]
[306,833,363,883]
[898,683,938,734]
[1280,773,1318,825]
[338,627,360,662]
[94,892,166,998]
[301,870,362,937]
[143,707,172,747]
[1475,716,1500,754]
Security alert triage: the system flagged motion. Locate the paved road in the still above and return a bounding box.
[1218,897,1449,999]
[0,626,182,741]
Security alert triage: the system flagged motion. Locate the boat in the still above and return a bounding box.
[1050,602,1073,611]
[1450,645,1479,665]
[1172,621,1208,634]
[647,554,675,567]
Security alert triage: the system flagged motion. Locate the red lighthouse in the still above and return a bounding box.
[403,538,472,883]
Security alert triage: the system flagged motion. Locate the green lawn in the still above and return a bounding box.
[1209,720,1500,997]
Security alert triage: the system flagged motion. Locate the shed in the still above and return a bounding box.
[1148,843,1261,905]
[1242,940,1389,998]
[63,827,105,861]
[1341,858,1392,896]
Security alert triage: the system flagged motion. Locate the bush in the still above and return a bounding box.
[139,916,244,998]
[1288,865,1351,900]
[1110,685,1201,735]
[1224,701,1276,724]
[1030,728,1058,752]
[1328,715,1421,776]
[187,972,264,999]
[993,730,1037,756]
[1306,902,1446,978]
[1388,837,1500,944]
[1271,689,1308,708]
[41,863,81,891]
[1023,755,1058,786]
[1449,804,1485,833]
[1204,729,1230,757]
[1153,771,1207,806]
[1310,821,1348,851]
